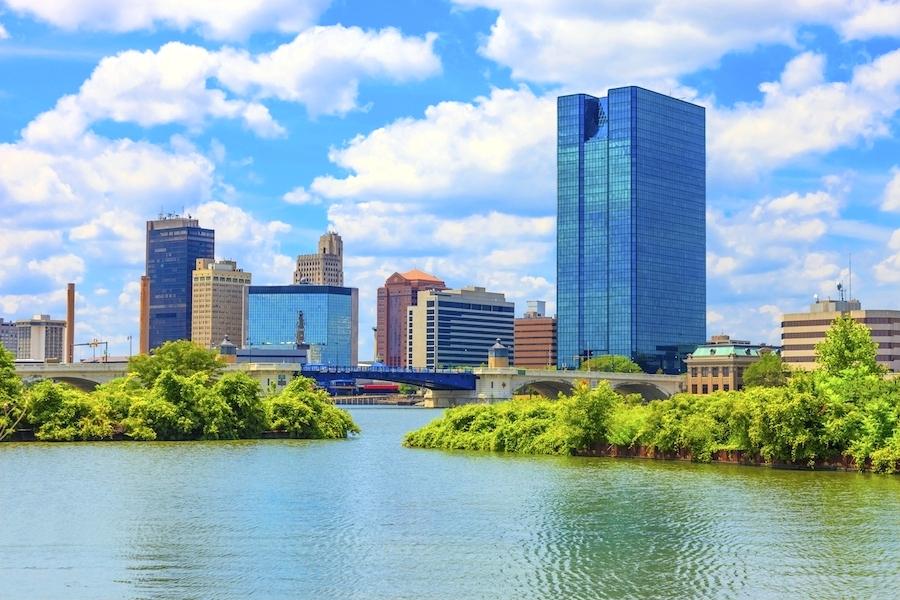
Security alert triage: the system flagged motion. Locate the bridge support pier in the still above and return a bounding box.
[423,390,480,408]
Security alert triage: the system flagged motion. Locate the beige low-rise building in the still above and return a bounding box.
[781,298,900,372]
[684,335,778,394]
[191,259,251,349]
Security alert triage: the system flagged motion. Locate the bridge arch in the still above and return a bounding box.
[611,382,670,401]
[48,377,103,392]
[513,380,574,398]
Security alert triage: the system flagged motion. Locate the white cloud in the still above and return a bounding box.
[711,49,900,177]
[841,0,900,40]
[874,228,900,282]
[282,186,320,205]
[0,22,8,39]
[217,26,440,117]
[707,252,738,277]
[23,28,439,144]
[312,86,555,206]
[27,253,86,285]
[0,133,216,224]
[3,0,331,40]
[881,167,900,211]
[750,190,840,219]
[451,0,880,89]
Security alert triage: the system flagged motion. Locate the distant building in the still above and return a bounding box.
[557,88,706,373]
[376,269,447,367]
[0,318,18,358]
[685,335,778,394]
[145,215,215,350]
[191,259,251,349]
[488,339,510,368]
[514,300,556,368]
[781,298,900,371]
[247,284,358,366]
[294,231,343,286]
[407,286,514,369]
[15,314,66,362]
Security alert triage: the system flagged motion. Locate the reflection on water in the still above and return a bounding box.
[1,408,898,599]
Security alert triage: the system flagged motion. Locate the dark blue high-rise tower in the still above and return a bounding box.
[557,87,705,373]
[145,216,214,351]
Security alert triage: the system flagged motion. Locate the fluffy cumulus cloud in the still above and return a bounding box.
[25,28,440,143]
[282,187,320,205]
[2,0,331,40]
[881,167,900,211]
[874,229,900,283]
[0,21,8,39]
[450,0,898,89]
[710,49,900,177]
[312,87,555,206]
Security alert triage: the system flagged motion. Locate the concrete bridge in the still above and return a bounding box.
[422,367,684,407]
[14,362,683,406]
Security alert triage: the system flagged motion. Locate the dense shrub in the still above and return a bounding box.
[405,371,900,472]
[3,341,357,442]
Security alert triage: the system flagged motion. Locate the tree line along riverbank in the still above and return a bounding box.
[0,341,358,442]
[404,317,900,473]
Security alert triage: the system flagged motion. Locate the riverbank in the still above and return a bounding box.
[403,374,900,473]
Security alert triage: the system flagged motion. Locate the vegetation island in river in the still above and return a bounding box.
[0,341,358,442]
[404,317,900,473]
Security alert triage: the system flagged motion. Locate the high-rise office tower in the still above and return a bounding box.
[407,286,514,369]
[15,314,66,362]
[0,318,18,358]
[145,215,215,351]
[294,231,343,286]
[557,87,706,373]
[191,258,251,349]
[376,269,447,367]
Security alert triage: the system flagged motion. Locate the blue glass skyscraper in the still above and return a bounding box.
[557,87,705,373]
[146,216,215,350]
[247,285,359,366]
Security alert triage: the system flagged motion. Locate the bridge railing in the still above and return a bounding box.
[300,365,475,375]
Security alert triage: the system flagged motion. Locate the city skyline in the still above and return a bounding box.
[2,2,900,361]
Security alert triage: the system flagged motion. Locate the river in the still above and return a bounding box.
[1,407,899,599]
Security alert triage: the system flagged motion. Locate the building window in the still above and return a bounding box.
[711,367,719,377]
[701,384,708,394]
[712,384,719,392]
[722,366,730,376]
[691,367,698,376]
[691,384,697,393]
[700,367,709,376]
[723,384,730,391]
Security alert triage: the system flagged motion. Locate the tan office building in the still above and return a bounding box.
[514,300,556,368]
[781,298,900,372]
[294,231,343,286]
[16,314,66,362]
[191,259,251,349]
[685,335,776,394]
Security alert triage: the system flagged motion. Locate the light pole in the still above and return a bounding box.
[127,335,132,358]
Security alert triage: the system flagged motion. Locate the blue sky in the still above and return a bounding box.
[2,0,900,361]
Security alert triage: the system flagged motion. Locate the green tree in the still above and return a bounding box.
[0,346,25,441]
[128,340,225,386]
[199,372,267,439]
[743,352,789,388]
[25,380,115,441]
[579,354,643,373]
[264,376,359,439]
[815,315,882,375]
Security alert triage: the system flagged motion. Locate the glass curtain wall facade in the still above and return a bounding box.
[146,218,215,351]
[247,285,359,366]
[557,87,705,373]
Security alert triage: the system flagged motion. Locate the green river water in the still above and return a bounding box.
[1,407,898,599]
